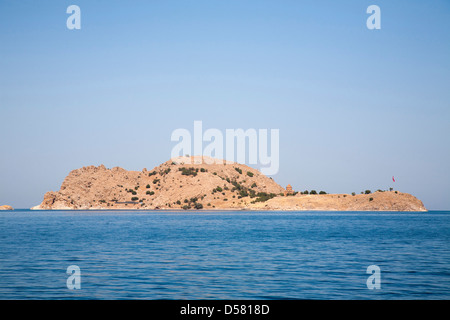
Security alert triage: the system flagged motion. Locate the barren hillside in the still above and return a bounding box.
[31,156,427,212]
[32,156,285,210]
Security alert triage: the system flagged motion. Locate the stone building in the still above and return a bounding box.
[284,184,294,196]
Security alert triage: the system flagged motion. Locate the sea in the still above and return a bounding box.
[0,210,449,300]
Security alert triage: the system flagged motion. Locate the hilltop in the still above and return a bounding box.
[31,156,427,212]
[31,156,285,210]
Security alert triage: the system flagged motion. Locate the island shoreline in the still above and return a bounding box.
[30,156,428,212]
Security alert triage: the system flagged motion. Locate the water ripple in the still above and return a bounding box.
[0,210,449,299]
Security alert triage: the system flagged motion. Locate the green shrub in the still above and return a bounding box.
[148,171,157,176]
[131,197,139,201]
[231,180,242,190]
[179,167,197,176]
[200,168,207,172]
[190,197,198,203]
[153,178,160,184]
[215,186,223,192]
[352,192,356,196]
[253,192,277,203]
[182,205,190,210]
[319,191,327,195]
[146,184,150,189]
[369,197,374,201]
[303,190,309,195]
[310,190,317,195]
[247,171,254,177]
[251,182,257,188]
[194,203,203,209]
[239,190,249,198]
[235,167,242,174]
[365,190,372,194]
[176,200,181,205]
[132,191,137,195]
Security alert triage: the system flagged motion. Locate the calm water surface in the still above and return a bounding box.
[0,210,449,299]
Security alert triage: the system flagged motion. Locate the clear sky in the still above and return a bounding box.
[1,0,449,210]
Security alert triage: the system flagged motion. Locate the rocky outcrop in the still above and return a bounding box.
[248,191,427,212]
[31,156,285,210]
[0,205,14,210]
[31,156,427,212]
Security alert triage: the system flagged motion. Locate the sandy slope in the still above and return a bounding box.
[249,192,427,211]
[31,156,427,212]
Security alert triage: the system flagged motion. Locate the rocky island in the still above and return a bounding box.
[0,205,14,210]
[31,156,427,212]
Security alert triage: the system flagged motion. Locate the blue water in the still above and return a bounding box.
[0,210,449,300]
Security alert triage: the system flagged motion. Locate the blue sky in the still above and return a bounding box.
[1,0,449,209]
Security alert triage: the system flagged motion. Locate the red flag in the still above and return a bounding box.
[392,176,395,182]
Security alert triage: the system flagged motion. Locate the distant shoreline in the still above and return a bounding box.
[17,206,431,213]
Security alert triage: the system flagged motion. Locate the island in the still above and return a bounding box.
[0,205,14,210]
[31,156,427,212]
